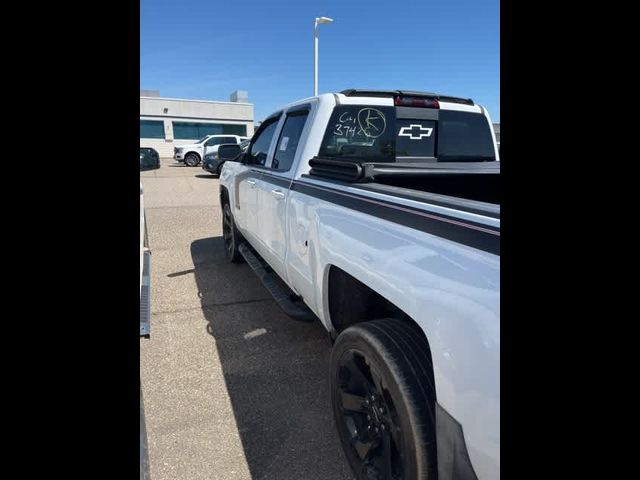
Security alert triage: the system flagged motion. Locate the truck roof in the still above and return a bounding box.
[266,90,481,120]
[340,89,474,106]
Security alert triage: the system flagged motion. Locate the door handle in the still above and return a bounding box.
[271,189,285,200]
[247,180,256,187]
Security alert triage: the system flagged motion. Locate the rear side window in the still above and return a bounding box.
[271,110,310,171]
[319,106,395,161]
[247,117,280,165]
[437,111,495,161]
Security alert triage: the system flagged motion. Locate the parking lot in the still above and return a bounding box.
[140,159,354,480]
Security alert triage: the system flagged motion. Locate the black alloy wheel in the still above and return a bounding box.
[331,319,437,480]
[222,203,242,262]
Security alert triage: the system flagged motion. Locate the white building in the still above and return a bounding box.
[140,90,254,158]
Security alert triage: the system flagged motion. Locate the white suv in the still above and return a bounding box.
[174,134,248,167]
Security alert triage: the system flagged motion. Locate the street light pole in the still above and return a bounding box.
[314,19,318,96]
[314,17,333,96]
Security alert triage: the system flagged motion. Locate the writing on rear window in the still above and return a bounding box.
[320,106,496,162]
[320,106,395,160]
[332,108,388,139]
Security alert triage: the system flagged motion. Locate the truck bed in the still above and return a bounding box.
[307,157,500,205]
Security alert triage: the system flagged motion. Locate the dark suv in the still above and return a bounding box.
[140,147,160,171]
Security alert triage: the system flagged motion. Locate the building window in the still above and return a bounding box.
[172,122,247,140]
[140,120,164,138]
[140,120,165,139]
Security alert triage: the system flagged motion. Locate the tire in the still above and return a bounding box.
[184,152,200,167]
[222,202,243,263]
[216,161,225,176]
[330,319,436,480]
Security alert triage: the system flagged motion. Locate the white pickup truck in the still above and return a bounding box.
[218,89,500,480]
[174,134,248,167]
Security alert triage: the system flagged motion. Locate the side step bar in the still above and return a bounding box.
[238,243,316,323]
[140,248,151,338]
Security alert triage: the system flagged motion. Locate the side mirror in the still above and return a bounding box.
[217,143,242,162]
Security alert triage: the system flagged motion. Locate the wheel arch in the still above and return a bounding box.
[220,185,230,206]
[185,150,201,161]
[323,264,436,393]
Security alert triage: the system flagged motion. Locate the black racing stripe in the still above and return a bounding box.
[297,181,499,233]
[233,170,260,209]
[232,170,294,208]
[292,181,500,256]
[354,183,501,219]
[299,174,500,219]
[257,171,294,189]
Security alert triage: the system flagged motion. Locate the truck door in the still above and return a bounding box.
[236,117,281,242]
[256,105,311,282]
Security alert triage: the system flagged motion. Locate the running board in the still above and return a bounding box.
[238,243,316,323]
[140,248,151,338]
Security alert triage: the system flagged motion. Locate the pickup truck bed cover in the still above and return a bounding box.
[307,156,500,211]
[308,156,499,182]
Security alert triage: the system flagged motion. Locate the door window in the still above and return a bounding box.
[247,116,280,165]
[271,108,310,172]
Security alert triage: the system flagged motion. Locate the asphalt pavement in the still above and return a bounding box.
[140,159,354,480]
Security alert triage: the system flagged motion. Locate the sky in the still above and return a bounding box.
[140,0,500,122]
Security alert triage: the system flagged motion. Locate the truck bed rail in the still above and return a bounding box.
[308,157,499,183]
[307,157,500,205]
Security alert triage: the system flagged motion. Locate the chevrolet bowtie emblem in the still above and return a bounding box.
[399,124,434,140]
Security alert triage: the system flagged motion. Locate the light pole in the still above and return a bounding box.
[314,16,333,96]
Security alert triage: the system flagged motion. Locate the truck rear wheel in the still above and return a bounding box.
[222,203,242,263]
[185,152,200,167]
[330,319,436,480]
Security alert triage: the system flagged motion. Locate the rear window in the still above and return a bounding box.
[319,105,495,162]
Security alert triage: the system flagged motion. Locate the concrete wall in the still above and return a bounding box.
[140,96,254,158]
[140,97,253,123]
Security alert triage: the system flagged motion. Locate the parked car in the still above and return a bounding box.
[218,89,500,480]
[202,139,250,175]
[174,135,248,167]
[140,147,160,171]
